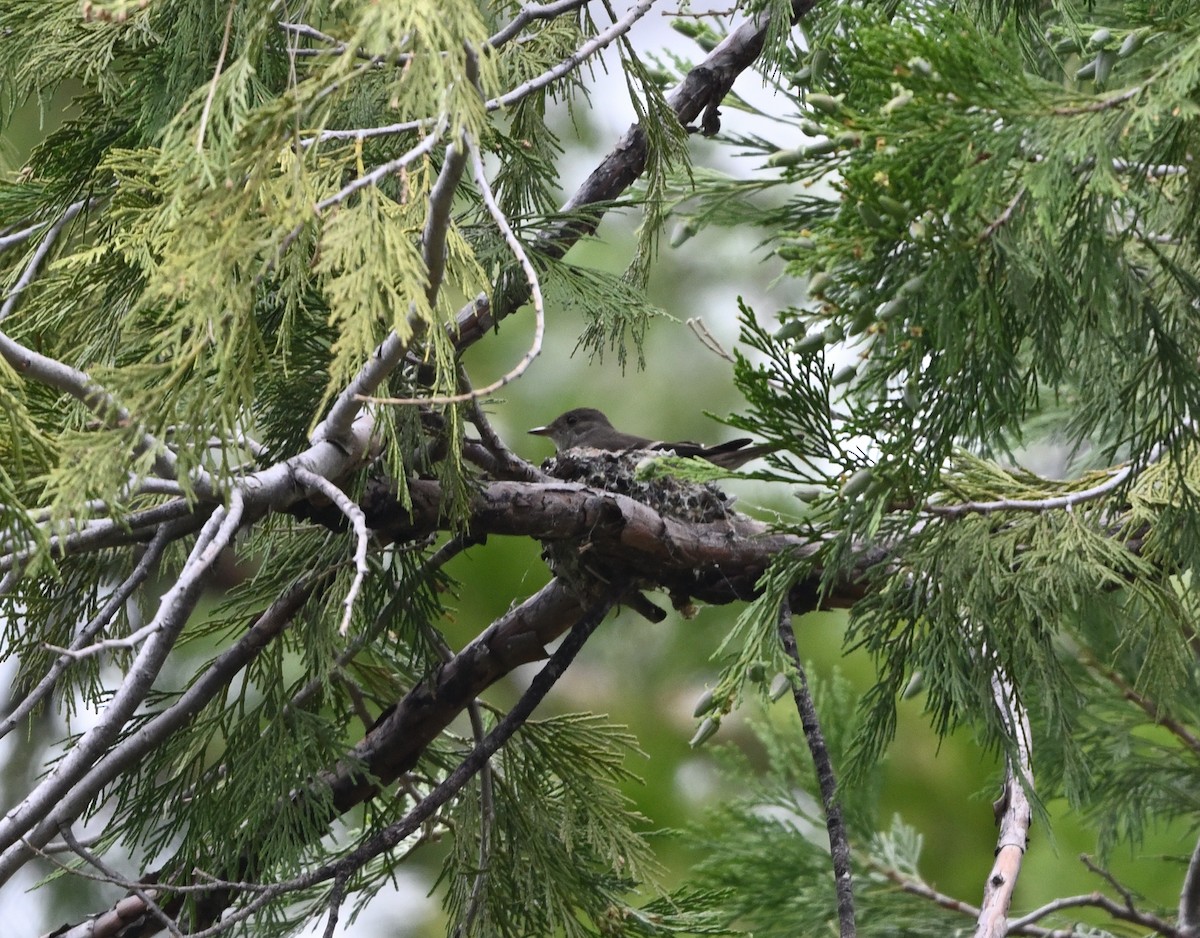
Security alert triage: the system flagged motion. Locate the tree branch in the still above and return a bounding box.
[777,595,856,938]
[449,0,816,349]
[362,136,547,406]
[182,588,621,938]
[0,496,246,883]
[974,665,1034,938]
[306,0,656,145]
[0,522,176,740]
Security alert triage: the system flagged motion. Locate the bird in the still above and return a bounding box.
[528,407,777,469]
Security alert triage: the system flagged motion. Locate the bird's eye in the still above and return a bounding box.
[566,415,577,425]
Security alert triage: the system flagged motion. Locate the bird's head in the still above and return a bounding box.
[528,408,614,452]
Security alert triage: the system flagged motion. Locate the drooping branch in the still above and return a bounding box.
[179,588,622,938]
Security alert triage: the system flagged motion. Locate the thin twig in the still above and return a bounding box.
[777,596,856,938]
[311,121,445,209]
[0,522,176,739]
[872,858,1104,936]
[872,861,982,918]
[0,498,199,574]
[927,464,1133,518]
[687,316,736,362]
[1049,83,1144,116]
[1083,652,1200,759]
[460,367,546,482]
[0,199,89,323]
[449,0,817,350]
[278,20,347,52]
[977,186,1026,242]
[55,826,184,938]
[1074,855,1180,934]
[43,618,164,659]
[321,873,350,938]
[487,0,590,49]
[491,0,657,111]
[293,467,370,635]
[0,219,49,253]
[0,328,191,486]
[361,139,545,406]
[196,0,237,152]
[307,0,657,146]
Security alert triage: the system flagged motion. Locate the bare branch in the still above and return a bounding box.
[487,0,590,49]
[777,596,856,938]
[418,618,495,938]
[306,0,656,146]
[927,465,1134,518]
[974,666,1034,938]
[0,330,193,487]
[278,20,347,53]
[310,121,445,208]
[869,858,985,918]
[489,0,657,111]
[0,522,177,741]
[195,0,237,152]
[0,199,89,324]
[687,316,736,363]
[977,186,1026,242]
[0,498,202,574]
[293,467,369,635]
[0,219,50,253]
[0,495,245,883]
[1049,82,1145,116]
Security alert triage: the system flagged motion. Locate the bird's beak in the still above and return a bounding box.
[528,424,552,436]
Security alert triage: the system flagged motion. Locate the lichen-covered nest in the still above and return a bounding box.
[541,449,735,523]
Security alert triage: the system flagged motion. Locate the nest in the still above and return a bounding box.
[542,449,735,523]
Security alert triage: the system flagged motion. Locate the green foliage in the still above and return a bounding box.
[690,701,957,936]
[708,2,1200,507]
[553,257,664,370]
[8,0,1200,934]
[669,1,1200,926]
[442,714,681,937]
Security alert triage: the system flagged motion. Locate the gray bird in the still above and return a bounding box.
[528,407,777,469]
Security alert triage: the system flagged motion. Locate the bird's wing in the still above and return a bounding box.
[697,438,755,456]
[649,440,707,458]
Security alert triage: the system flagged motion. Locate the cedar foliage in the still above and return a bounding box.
[3,0,1200,936]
